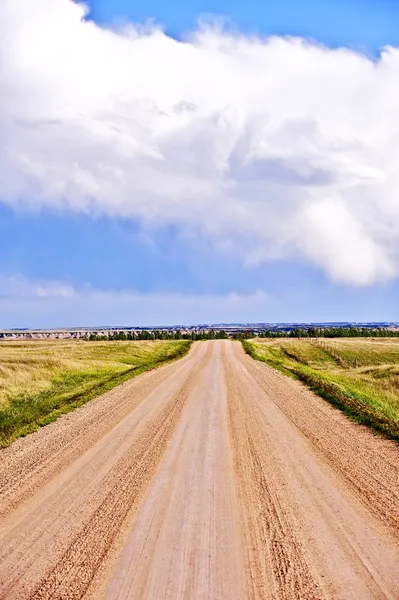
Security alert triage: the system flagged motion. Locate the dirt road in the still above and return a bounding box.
[0,341,398,599]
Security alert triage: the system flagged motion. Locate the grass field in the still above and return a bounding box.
[243,338,399,442]
[0,340,191,447]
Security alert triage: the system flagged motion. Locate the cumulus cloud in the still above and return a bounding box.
[1,0,399,284]
[0,276,270,327]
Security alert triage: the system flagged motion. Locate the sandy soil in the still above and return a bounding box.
[0,341,398,599]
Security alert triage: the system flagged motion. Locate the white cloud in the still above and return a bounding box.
[1,0,399,285]
[0,275,75,299]
[35,283,75,298]
[0,276,270,327]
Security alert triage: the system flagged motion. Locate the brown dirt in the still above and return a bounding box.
[0,340,398,599]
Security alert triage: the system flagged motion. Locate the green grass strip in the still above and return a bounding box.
[242,340,399,443]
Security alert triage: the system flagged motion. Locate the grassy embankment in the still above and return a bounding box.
[0,340,191,448]
[243,338,399,442]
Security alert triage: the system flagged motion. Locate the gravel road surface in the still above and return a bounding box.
[0,340,398,599]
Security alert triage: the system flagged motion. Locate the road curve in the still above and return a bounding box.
[0,340,398,599]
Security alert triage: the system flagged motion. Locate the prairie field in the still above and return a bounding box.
[244,337,399,441]
[0,339,190,447]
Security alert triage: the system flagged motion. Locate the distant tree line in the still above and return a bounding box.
[87,326,399,342]
[258,327,399,338]
[88,329,246,342]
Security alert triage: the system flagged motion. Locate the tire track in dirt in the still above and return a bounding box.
[223,345,322,600]
[103,341,244,600]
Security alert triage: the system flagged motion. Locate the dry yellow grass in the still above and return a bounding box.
[0,339,191,446]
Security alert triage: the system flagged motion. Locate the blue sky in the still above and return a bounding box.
[88,0,399,52]
[1,0,399,327]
